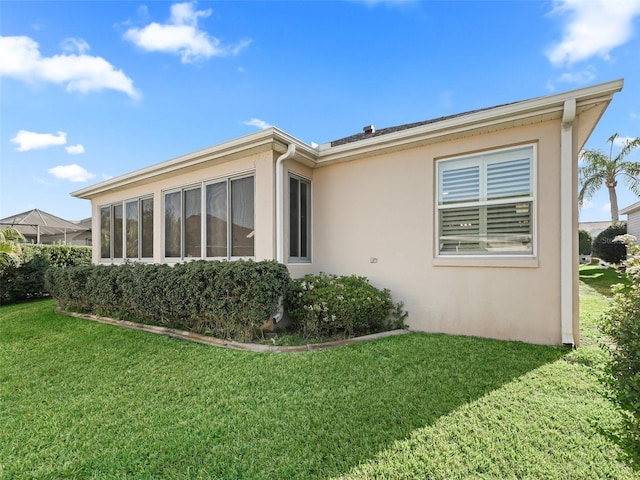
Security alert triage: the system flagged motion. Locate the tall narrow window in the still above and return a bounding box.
[231,176,254,257]
[100,206,111,259]
[141,198,154,258]
[164,191,181,258]
[437,145,534,255]
[184,187,201,257]
[125,200,139,259]
[112,204,123,259]
[206,181,227,257]
[289,175,311,261]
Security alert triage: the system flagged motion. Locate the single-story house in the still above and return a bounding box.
[620,201,640,241]
[0,209,92,246]
[72,79,624,346]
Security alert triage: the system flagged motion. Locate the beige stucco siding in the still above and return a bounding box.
[306,121,563,344]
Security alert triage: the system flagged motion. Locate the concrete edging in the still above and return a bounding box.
[56,308,410,353]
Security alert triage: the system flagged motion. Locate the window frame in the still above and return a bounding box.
[435,144,537,259]
[99,195,154,262]
[162,172,255,262]
[288,173,312,263]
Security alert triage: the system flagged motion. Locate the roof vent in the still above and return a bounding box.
[363,124,375,134]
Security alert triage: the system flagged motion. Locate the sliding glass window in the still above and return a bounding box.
[100,196,154,261]
[164,175,254,261]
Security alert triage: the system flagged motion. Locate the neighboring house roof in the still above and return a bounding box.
[0,209,89,236]
[620,201,640,216]
[579,221,611,238]
[72,79,624,200]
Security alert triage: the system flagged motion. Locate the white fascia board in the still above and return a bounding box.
[620,200,640,215]
[71,127,318,199]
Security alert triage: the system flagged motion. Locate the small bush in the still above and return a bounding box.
[0,244,91,304]
[602,235,640,462]
[579,229,593,255]
[46,260,291,342]
[592,222,627,264]
[286,273,407,339]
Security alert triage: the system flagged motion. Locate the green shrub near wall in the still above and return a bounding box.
[46,260,291,342]
[0,244,91,304]
[286,273,407,339]
[603,236,640,461]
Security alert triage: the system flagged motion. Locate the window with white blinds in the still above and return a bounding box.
[437,146,534,255]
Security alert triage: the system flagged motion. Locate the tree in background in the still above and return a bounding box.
[0,226,24,267]
[578,229,593,255]
[579,133,640,223]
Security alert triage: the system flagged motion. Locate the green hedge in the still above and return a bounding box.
[46,260,291,342]
[592,222,627,263]
[0,244,91,304]
[579,229,593,255]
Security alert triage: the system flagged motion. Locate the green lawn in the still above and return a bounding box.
[0,272,637,479]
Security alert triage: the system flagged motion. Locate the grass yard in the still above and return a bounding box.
[0,270,637,479]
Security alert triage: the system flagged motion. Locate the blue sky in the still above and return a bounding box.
[1,0,639,223]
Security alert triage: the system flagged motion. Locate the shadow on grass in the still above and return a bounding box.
[1,299,568,479]
[579,265,630,298]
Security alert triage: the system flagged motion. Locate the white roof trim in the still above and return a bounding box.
[620,200,640,215]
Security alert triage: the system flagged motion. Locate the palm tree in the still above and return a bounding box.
[579,133,640,223]
[0,226,25,267]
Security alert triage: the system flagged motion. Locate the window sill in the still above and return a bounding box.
[288,258,312,264]
[433,256,539,268]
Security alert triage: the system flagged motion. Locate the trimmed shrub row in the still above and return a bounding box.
[0,244,91,304]
[46,260,291,342]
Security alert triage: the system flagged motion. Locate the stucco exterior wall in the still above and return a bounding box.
[306,121,563,344]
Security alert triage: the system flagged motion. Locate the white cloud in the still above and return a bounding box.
[60,37,90,54]
[601,202,611,212]
[65,144,85,155]
[581,198,593,209]
[124,1,250,63]
[11,130,67,151]
[547,0,640,67]
[0,35,139,98]
[48,164,96,182]
[630,112,638,121]
[243,118,271,130]
[556,66,596,84]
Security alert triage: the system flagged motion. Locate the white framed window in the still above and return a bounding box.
[436,145,535,256]
[289,174,311,262]
[100,196,154,261]
[163,174,254,261]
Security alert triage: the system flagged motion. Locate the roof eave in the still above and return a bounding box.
[620,200,640,215]
[71,127,319,199]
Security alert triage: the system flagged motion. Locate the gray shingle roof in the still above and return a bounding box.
[330,101,520,147]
